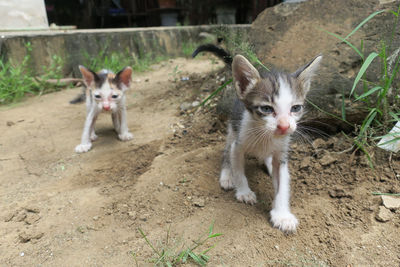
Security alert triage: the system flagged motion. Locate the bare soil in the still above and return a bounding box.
[1,57,399,267]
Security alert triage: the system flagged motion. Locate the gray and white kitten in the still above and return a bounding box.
[193,45,322,233]
[75,66,133,153]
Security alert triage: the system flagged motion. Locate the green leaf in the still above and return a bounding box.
[201,79,233,106]
[208,233,223,238]
[344,10,386,40]
[354,86,382,101]
[350,52,379,96]
[321,29,363,59]
[189,251,206,266]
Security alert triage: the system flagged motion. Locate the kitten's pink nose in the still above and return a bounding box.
[277,123,290,134]
[103,105,110,111]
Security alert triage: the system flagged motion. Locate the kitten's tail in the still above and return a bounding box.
[192,44,232,67]
[69,88,85,104]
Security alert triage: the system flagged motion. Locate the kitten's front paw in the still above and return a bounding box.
[219,169,234,190]
[75,143,92,153]
[235,189,257,205]
[118,132,133,141]
[90,133,98,141]
[270,209,298,233]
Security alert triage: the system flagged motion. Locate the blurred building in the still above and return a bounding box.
[45,0,282,29]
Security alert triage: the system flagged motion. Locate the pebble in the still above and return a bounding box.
[191,101,200,107]
[320,153,337,166]
[328,187,352,198]
[24,213,41,225]
[375,206,393,222]
[19,230,44,243]
[193,198,205,207]
[312,138,326,148]
[300,156,312,169]
[180,102,192,111]
[381,195,400,210]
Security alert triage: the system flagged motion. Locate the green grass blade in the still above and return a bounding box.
[188,251,207,266]
[305,99,353,126]
[208,221,215,236]
[350,52,379,96]
[358,108,377,138]
[341,89,346,121]
[354,86,382,101]
[321,28,363,59]
[344,9,386,39]
[200,79,233,106]
[372,192,400,196]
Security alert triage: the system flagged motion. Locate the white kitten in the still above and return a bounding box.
[75,66,133,153]
[220,54,322,233]
[193,44,322,232]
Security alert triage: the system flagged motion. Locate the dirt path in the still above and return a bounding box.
[1,57,399,266]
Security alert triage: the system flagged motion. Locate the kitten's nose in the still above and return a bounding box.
[103,105,111,111]
[277,124,290,134]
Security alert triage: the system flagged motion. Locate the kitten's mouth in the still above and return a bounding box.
[275,129,290,136]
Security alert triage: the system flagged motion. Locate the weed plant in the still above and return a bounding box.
[322,5,400,164]
[0,42,64,104]
[137,221,222,266]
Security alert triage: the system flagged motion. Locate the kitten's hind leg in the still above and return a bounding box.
[220,142,234,190]
[220,125,235,190]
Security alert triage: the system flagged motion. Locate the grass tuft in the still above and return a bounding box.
[137,221,222,266]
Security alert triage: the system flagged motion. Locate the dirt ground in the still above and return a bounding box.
[1,56,400,267]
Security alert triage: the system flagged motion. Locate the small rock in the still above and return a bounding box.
[312,138,326,148]
[24,213,41,225]
[139,214,148,221]
[92,216,99,221]
[19,230,44,243]
[191,101,200,107]
[375,206,393,222]
[180,102,192,111]
[328,187,352,198]
[300,156,312,169]
[77,226,86,233]
[128,211,136,219]
[193,198,205,207]
[381,195,400,211]
[320,153,337,166]
[14,210,27,222]
[4,212,15,222]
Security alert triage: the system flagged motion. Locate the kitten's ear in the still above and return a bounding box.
[232,55,260,99]
[79,65,98,87]
[115,66,132,90]
[293,55,322,93]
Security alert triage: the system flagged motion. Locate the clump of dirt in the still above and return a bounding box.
[1,57,399,266]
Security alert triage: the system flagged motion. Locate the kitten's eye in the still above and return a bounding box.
[94,94,101,99]
[291,105,303,113]
[111,95,118,99]
[258,105,274,114]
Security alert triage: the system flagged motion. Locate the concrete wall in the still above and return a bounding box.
[0,25,250,77]
[0,0,48,30]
